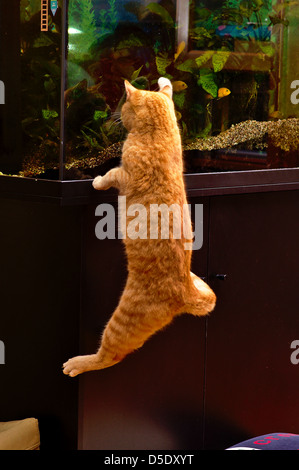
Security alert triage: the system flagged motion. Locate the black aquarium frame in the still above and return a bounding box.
[0,169,298,205]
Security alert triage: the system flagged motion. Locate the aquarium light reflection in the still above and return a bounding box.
[68,27,82,34]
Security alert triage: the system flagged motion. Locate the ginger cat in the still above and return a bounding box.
[63,78,216,377]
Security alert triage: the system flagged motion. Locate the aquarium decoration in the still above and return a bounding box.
[1,0,299,178]
[51,0,58,16]
[41,0,49,31]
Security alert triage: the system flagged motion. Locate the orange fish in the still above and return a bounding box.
[206,87,231,100]
[217,87,231,98]
[172,81,188,92]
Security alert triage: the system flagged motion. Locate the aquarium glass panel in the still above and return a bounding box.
[64,0,299,177]
[183,0,299,172]
[1,0,299,179]
[65,0,178,178]
[0,0,63,178]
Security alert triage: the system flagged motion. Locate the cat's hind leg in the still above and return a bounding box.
[62,274,215,377]
[63,295,174,377]
[62,314,127,377]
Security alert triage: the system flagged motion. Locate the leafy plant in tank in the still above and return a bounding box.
[174,0,291,138]
[68,0,119,62]
[20,3,62,173]
[107,0,118,32]
[91,0,291,146]
[66,0,120,134]
[191,0,290,51]
[68,0,98,63]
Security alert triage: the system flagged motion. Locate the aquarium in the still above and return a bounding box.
[1,0,299,180]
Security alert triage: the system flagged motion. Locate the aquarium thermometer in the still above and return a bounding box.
[51,1,58,16]
[41,0,49,31]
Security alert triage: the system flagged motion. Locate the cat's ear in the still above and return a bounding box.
[158,77,173,99]
[124,80,137,100]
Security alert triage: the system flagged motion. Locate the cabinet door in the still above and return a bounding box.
[205,191,299,449]
[78,198,209,450]
[0,199,81,450]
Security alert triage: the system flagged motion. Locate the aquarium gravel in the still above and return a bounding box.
[19,118,299,178]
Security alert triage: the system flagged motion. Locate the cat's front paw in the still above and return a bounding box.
[92,175,104,190]
[63,354,98,377]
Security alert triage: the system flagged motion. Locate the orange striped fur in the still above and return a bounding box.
[63,78,216,377]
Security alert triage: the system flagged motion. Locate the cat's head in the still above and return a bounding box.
[121,77,176,132]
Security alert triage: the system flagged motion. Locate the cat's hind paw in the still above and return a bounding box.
[63,354,98,377]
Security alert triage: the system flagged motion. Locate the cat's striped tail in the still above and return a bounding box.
[183,272,216,317]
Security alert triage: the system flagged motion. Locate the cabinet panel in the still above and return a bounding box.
[205,191,299,449]
[0,199,81,449]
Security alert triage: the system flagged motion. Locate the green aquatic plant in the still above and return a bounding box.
[80,0,96,35]
[146,2,174,27]
[212,51,230,73]
[68,0,98,61]
[181,0,292,138]
[20,5,62,171]
[191,0,289,48]
[197,69,218,98]
[68,0,119,63]
[107,0,118,31]
[97,0,118,34]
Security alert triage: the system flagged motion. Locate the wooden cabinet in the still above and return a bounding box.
[0,175,298,449]
[78,188,299,450]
